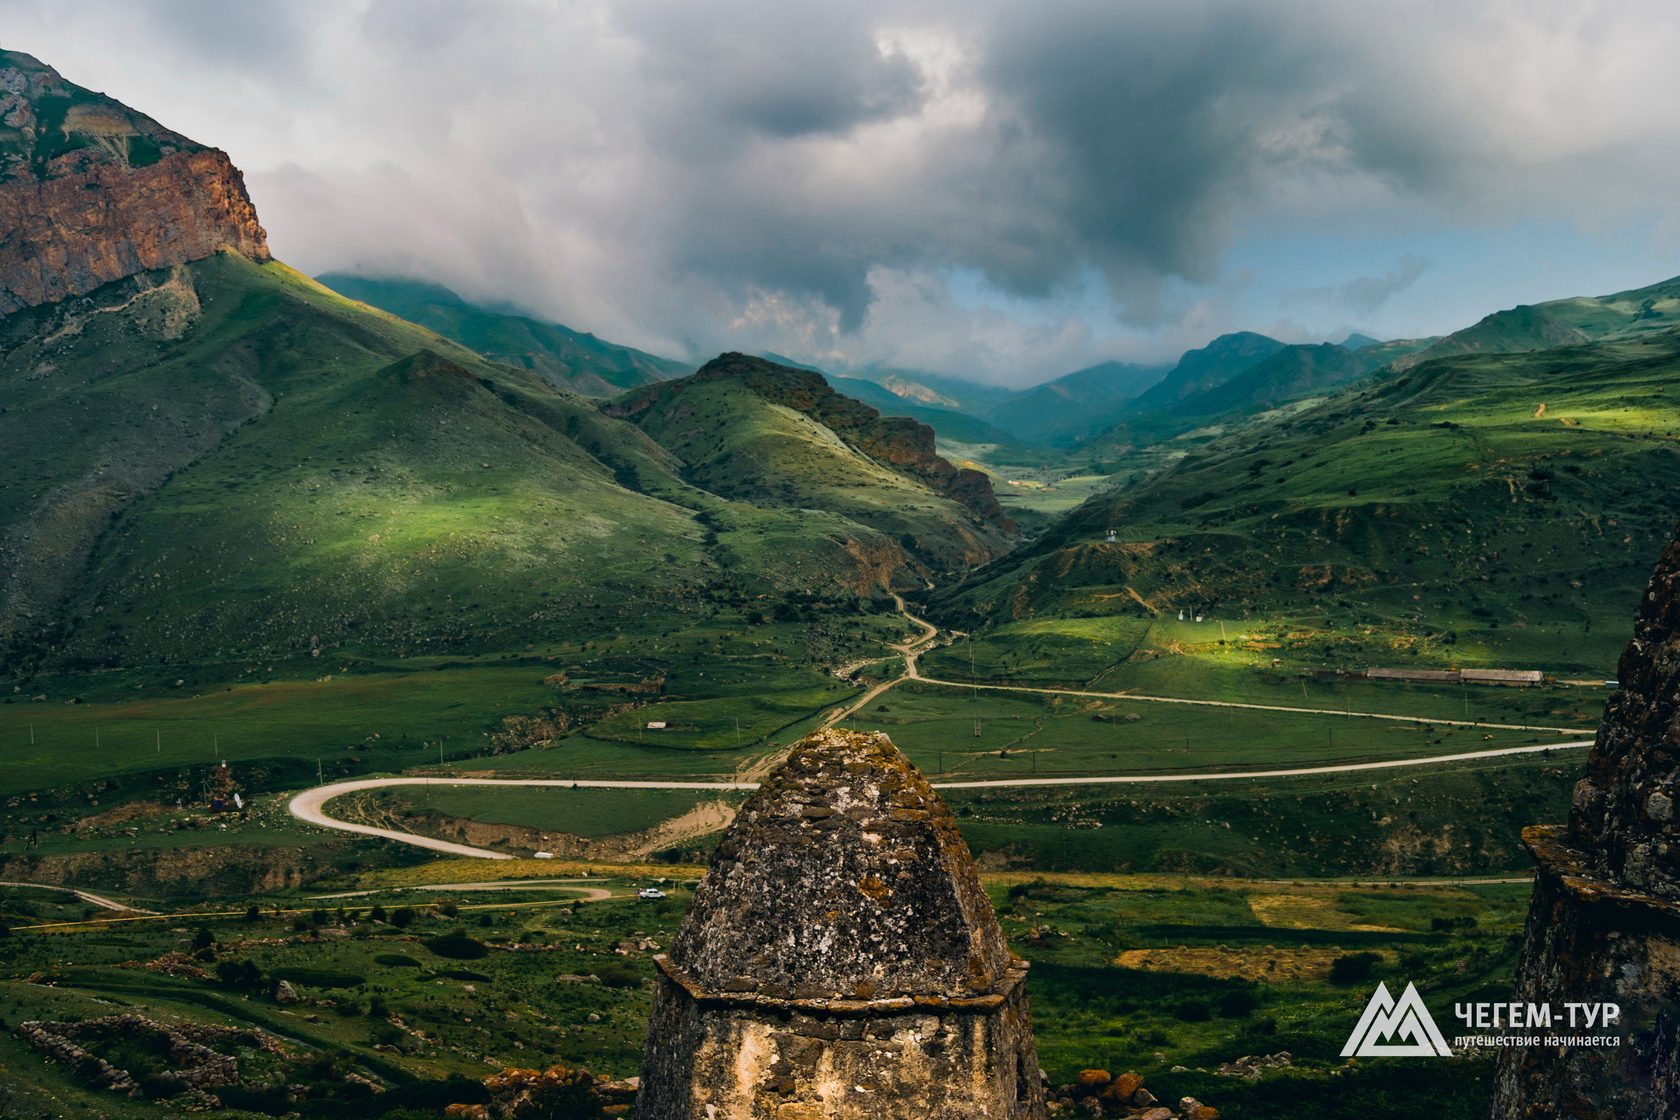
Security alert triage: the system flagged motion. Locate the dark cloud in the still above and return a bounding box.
[619,1,924,142]
[977,3,1335,301]
[4,0,1679,383]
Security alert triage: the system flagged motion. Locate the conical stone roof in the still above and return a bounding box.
[666,728,1014,1001]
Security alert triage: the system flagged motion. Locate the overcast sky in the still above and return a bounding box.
[6,0,1680,384]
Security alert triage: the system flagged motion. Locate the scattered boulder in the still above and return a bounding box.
[1215,1051,1291,1080]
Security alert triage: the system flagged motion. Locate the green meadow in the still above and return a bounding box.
[0,870,1530,1120]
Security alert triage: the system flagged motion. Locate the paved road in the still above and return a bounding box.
[0,880,155,914]
[309,878,615,902]
[907,670,1589,735]
[288,777,760,861]
[287,596,1595,860]
[927,740,1592,788]
[288,739,1591,859]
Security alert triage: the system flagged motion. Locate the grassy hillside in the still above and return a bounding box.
[0,254,712,674]
[1,257,1018,693]
[605,353,1016,570]
[982,360,1171,446]
[315,273,692,396]
[1391,272,1680,371]
[1174,343,1368,419]
[936,325,1680,675]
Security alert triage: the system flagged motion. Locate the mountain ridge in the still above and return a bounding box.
[316,273,692,396]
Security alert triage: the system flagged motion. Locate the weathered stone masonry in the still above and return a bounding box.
[634,728,1046,1119]
[1492,527,1680,1119]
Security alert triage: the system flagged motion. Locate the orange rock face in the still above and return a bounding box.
[0,49,269,315]
[0,146,267,315]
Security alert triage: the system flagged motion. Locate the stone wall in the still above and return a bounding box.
[638,964,1041,1119]
[1492,528,1680,1118]
[632,728,1046,1119]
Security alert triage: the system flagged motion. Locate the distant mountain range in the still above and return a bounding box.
[936,294,1680,672]
[6,46,1680,688]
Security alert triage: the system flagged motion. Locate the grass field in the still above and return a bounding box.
[0,870,1531,1120]
[843,681,1570,779]
[946,750,1575,876]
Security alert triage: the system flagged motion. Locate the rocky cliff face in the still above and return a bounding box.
[0,50,267,315]
[1491,527,1680,1118]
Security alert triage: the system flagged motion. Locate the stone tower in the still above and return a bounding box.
[634,728,1045,1120]
[1491,530,1680,1118]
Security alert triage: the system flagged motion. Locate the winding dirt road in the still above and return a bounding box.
[288,739,1590,859]
[0,880,155,914]
[287,777,759,861]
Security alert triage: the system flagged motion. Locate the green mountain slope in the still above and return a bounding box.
[0,255,708,669]
[316,273,693,396]
[1391,273,1680,372]
[1173,342,1368,418]
[604,353,1016,571]
[1125,331,1287,412]
[982,360,1170,445]
[936,327,1680,672]
[0,257,1007,679]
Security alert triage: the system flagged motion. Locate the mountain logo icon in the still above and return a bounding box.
[1340,981,1453,1058]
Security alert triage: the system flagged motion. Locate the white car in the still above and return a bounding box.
[637,887,667,900]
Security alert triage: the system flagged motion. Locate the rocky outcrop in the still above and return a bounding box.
[608,353,1016,533]
[634,728,1044,1119]
[0,50,267,316]
[18,1013,285,1098]
[1491,528,1680,1118]
[1042,1069,1220,1119]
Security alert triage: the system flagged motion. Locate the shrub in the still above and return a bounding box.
[423,930,488,960]
[1329,951,1382,984]
[1172,996,1213,1022]
[595,961,642,989]
[276,968,366,988]
[215,958,264,990]
[1218,988,1261,1018]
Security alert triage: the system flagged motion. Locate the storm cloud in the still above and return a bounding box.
[5,0,1680,382]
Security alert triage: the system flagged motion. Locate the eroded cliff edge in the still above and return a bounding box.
[0,49,268,315]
